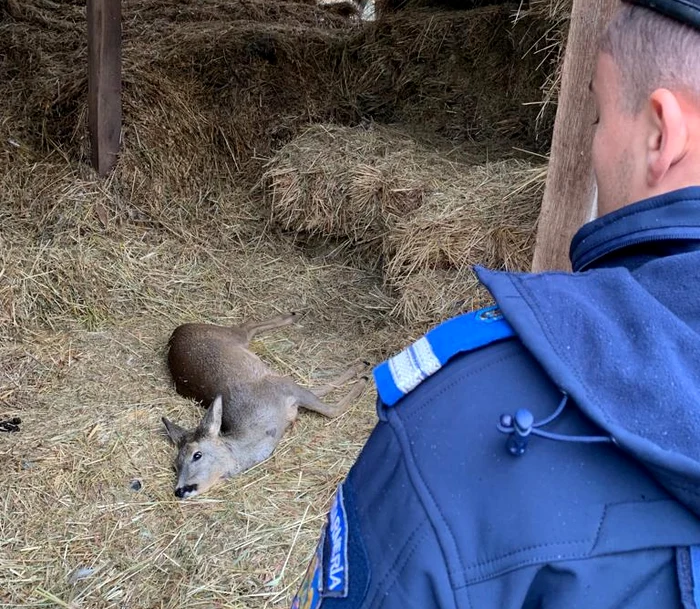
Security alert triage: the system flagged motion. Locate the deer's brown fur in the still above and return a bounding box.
[162,313,368,499]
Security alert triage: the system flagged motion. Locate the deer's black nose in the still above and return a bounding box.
[174,484,198,498]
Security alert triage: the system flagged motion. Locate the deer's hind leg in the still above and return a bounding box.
[276,364,369,419]
[310,362,369,398]
[239,312,298,344]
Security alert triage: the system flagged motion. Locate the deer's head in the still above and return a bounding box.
[162,395,232,499]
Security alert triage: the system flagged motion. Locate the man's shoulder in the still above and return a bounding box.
[372,305,518,408]
[295,305,698,609]
[362,304,697,588]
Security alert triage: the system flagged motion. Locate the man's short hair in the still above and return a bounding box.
[599,4,700,112]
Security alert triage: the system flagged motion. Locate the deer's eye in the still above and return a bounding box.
[193,451,202,461]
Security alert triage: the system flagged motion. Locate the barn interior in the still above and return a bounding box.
[0,0,569,606]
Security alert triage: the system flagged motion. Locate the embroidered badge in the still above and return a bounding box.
[322,485,349,598]
[478,306,504,322]
[291,529,324,609]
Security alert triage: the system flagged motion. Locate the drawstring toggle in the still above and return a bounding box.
[499,409,534,456]
[498,393,613,457]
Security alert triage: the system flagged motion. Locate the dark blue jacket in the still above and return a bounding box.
[291,187,700,609]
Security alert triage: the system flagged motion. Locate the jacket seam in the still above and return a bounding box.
[367,524,432,609]
[387,408,468,603]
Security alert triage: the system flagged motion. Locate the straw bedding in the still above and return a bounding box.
[0,165,398,607]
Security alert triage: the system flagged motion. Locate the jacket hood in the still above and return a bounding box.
[477,186,700,516]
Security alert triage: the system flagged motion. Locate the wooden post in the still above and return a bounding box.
[87,0,122,176]
[531,0,619,272]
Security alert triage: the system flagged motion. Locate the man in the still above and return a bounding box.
[291,0,700,606]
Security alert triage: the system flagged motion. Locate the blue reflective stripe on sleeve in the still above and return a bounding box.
[690,545,700,609]
[373,306,515,407]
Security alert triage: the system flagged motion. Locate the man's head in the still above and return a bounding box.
[592,2,700,216]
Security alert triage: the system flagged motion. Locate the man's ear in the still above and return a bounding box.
[646,88,688,186]
[162,417,188,446]
[197,395,223,437]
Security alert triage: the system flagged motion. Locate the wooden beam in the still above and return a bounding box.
[87,0,122,176]
[531,0,619,272]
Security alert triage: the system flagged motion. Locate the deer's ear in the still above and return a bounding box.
[197,395,223,437]
[162,417,188,446]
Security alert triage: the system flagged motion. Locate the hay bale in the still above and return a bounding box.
[262,122,545,328]
[385,160,544,273]
[384,159,546,327]
[263,124,438,244]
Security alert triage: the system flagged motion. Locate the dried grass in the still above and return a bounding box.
[0,324,384,608]
[526,0,573,20]
[386,160,546,325]
[1,75,402,609]
[0,153,403,607]
[375,0,513,15]
[515,0,573,127]
[385,160,544,276]
[351,4,559,149]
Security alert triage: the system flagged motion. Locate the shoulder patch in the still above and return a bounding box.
[373,305,515,406]
[291,485,350,609]
[322,484,349,598]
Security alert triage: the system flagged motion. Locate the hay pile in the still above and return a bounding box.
[348,4,559,148]
[1,0,356,194]
[1,5,391,607]
[376,0,513,15]
[264,124,545,327]
[1,0,559,191]
[0,154,401,608]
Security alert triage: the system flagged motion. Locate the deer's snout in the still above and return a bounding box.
[175,484,198,498]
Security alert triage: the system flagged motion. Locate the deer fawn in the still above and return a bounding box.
[162,312,368,499]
